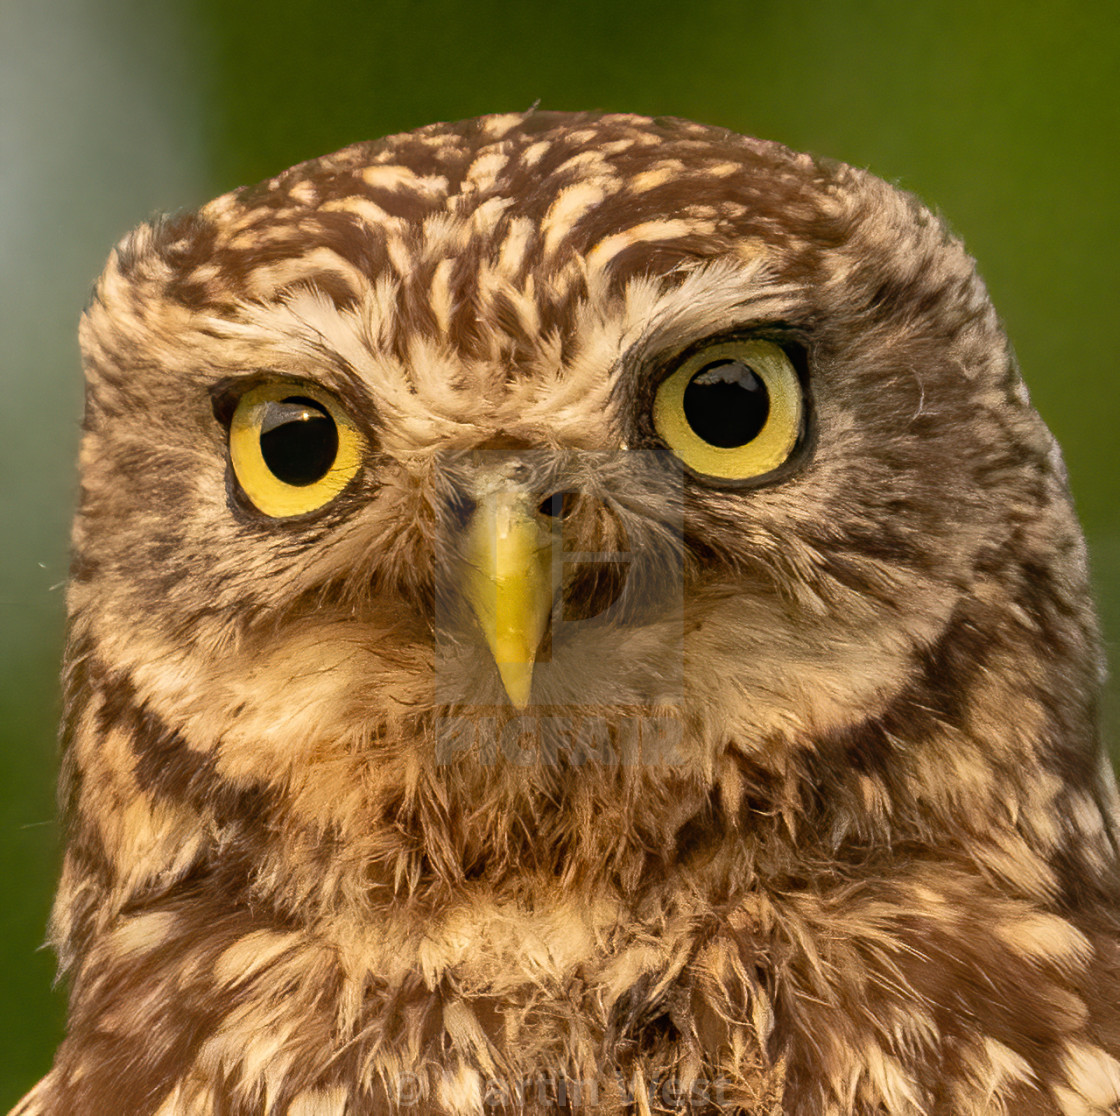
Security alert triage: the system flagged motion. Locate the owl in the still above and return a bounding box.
[12,111,1120,1116]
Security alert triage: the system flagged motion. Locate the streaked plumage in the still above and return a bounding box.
[13,111,1120,1115]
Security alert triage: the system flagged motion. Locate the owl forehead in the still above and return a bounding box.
[205,109,815,278]
[123,112,841,367]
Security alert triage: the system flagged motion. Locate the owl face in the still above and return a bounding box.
[66,111,1096,904]
[29,111,1120,1116]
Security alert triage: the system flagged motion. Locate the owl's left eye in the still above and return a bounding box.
[228,383,365,517]
[652,339,804,481]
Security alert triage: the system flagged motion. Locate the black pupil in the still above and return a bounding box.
[259,396,338,486]
[682,360,770,448]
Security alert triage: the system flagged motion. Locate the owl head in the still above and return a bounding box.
[34,111,1120,1116]
[61,109,1108,919]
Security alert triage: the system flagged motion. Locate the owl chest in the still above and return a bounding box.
[312,888,782,1111]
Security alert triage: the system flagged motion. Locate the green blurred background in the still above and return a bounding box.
[1,0,1116,1100]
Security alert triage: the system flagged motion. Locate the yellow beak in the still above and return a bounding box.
[462,489,556,707]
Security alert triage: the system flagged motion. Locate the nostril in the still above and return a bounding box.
[538,491,575,519]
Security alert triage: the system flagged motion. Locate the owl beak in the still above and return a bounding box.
[462,489,556,708]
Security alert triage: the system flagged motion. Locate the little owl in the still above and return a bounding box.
[12,111,1120,1116]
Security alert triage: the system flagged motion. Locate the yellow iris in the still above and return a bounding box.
[652,339,803,480]
[228,382,364,517]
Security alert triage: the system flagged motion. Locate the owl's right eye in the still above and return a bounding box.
[228,383,365,517]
